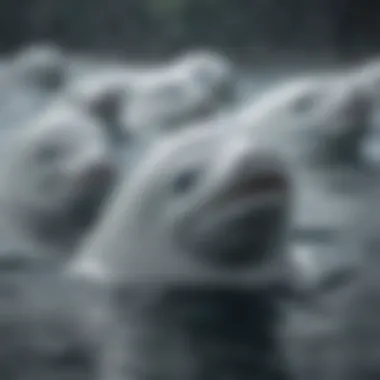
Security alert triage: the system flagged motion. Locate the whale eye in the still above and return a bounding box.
[172,167,201,196]
[292,92,322,114]
[36,144,61,162]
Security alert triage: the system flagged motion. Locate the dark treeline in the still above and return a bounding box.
[0,0,380,61]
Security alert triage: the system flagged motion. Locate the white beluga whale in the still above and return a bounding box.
[68,125,293,380]
[82,50,238,138]
[227,72,375,298]
[130,50,236,136]
[0,103,118,261]
[126,77,213,137]
[234,71,375,228]
[9,42,69,92]
[234,72,373,169]
[0,42,71,130]
[69,125,291,286]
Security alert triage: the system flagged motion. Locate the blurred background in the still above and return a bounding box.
[1,0,380,62]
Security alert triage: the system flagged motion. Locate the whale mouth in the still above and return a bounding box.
[215,172,288,213]
[232,172,286,195]
[68,189,110,230]
[180,172,289,270]
[74,163,115,193]
[204,206,284,269]
[67,164,116,229]
[207,173,288,268]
